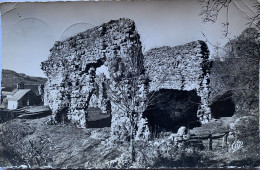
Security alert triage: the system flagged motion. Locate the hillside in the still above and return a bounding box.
[209,27,259,113]
[1,69,47,91]
[0,114,259,168]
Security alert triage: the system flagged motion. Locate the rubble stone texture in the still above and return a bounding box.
[144,41,212,123]
[41,18,148,139]
[41,18,212,140]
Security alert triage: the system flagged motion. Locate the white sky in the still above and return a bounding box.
[0,0,257,77]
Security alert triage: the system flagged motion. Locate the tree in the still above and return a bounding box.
[211,42,224,60]
[106,45,149,163]
[209,27,259,113]
[106,45,171,163]
[200,0,259,113]
[200,0,260,35]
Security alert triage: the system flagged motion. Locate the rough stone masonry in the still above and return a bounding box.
[41,18,149,140]
[144,42,212,123]
[41,18,212,140]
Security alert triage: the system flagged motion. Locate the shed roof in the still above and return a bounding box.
[8,89,31,101]
[10,89,19,96]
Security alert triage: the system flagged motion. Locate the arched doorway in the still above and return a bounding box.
[143,89,201,137]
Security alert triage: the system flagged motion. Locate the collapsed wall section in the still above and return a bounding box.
[144,41,212,123]
[41,18,148,137]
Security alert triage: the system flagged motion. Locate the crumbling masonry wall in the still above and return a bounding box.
[144,41,212,123]
[41,18,212,141]
[41,18,149,140]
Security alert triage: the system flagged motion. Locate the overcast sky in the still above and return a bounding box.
[0,0,257,77]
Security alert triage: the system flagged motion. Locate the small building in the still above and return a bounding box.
[1,82,42,109]
[0,89,18,108]
[7,89,41,110]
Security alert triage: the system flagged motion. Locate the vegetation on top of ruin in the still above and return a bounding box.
[209,27,259,114]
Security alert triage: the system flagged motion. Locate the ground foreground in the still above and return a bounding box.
[0,114,259,168]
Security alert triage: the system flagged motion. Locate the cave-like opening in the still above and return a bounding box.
[210,91,235,119]
[143,89,201,137]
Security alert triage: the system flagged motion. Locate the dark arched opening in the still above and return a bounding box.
[210,91,235,119]
[143,89,201,137]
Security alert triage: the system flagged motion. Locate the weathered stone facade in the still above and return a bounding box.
[41,18,212,141]
[144,41,212,123]
[41,18,149,139]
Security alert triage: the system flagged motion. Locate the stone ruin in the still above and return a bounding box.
[144,41,212,125]
[41,18,148,140]
[41,18,212,140]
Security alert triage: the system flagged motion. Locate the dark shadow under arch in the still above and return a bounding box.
[143,89,201,136]
[210,91,235,119]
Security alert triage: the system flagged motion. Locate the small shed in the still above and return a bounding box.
[7,89,41,110]
[0,89,18,107]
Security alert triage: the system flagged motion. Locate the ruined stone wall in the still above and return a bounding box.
[144,41,212,123]
[41,18,212,141]
[41,18,148,138]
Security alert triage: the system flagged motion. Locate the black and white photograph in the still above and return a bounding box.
[0,0,259,168]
